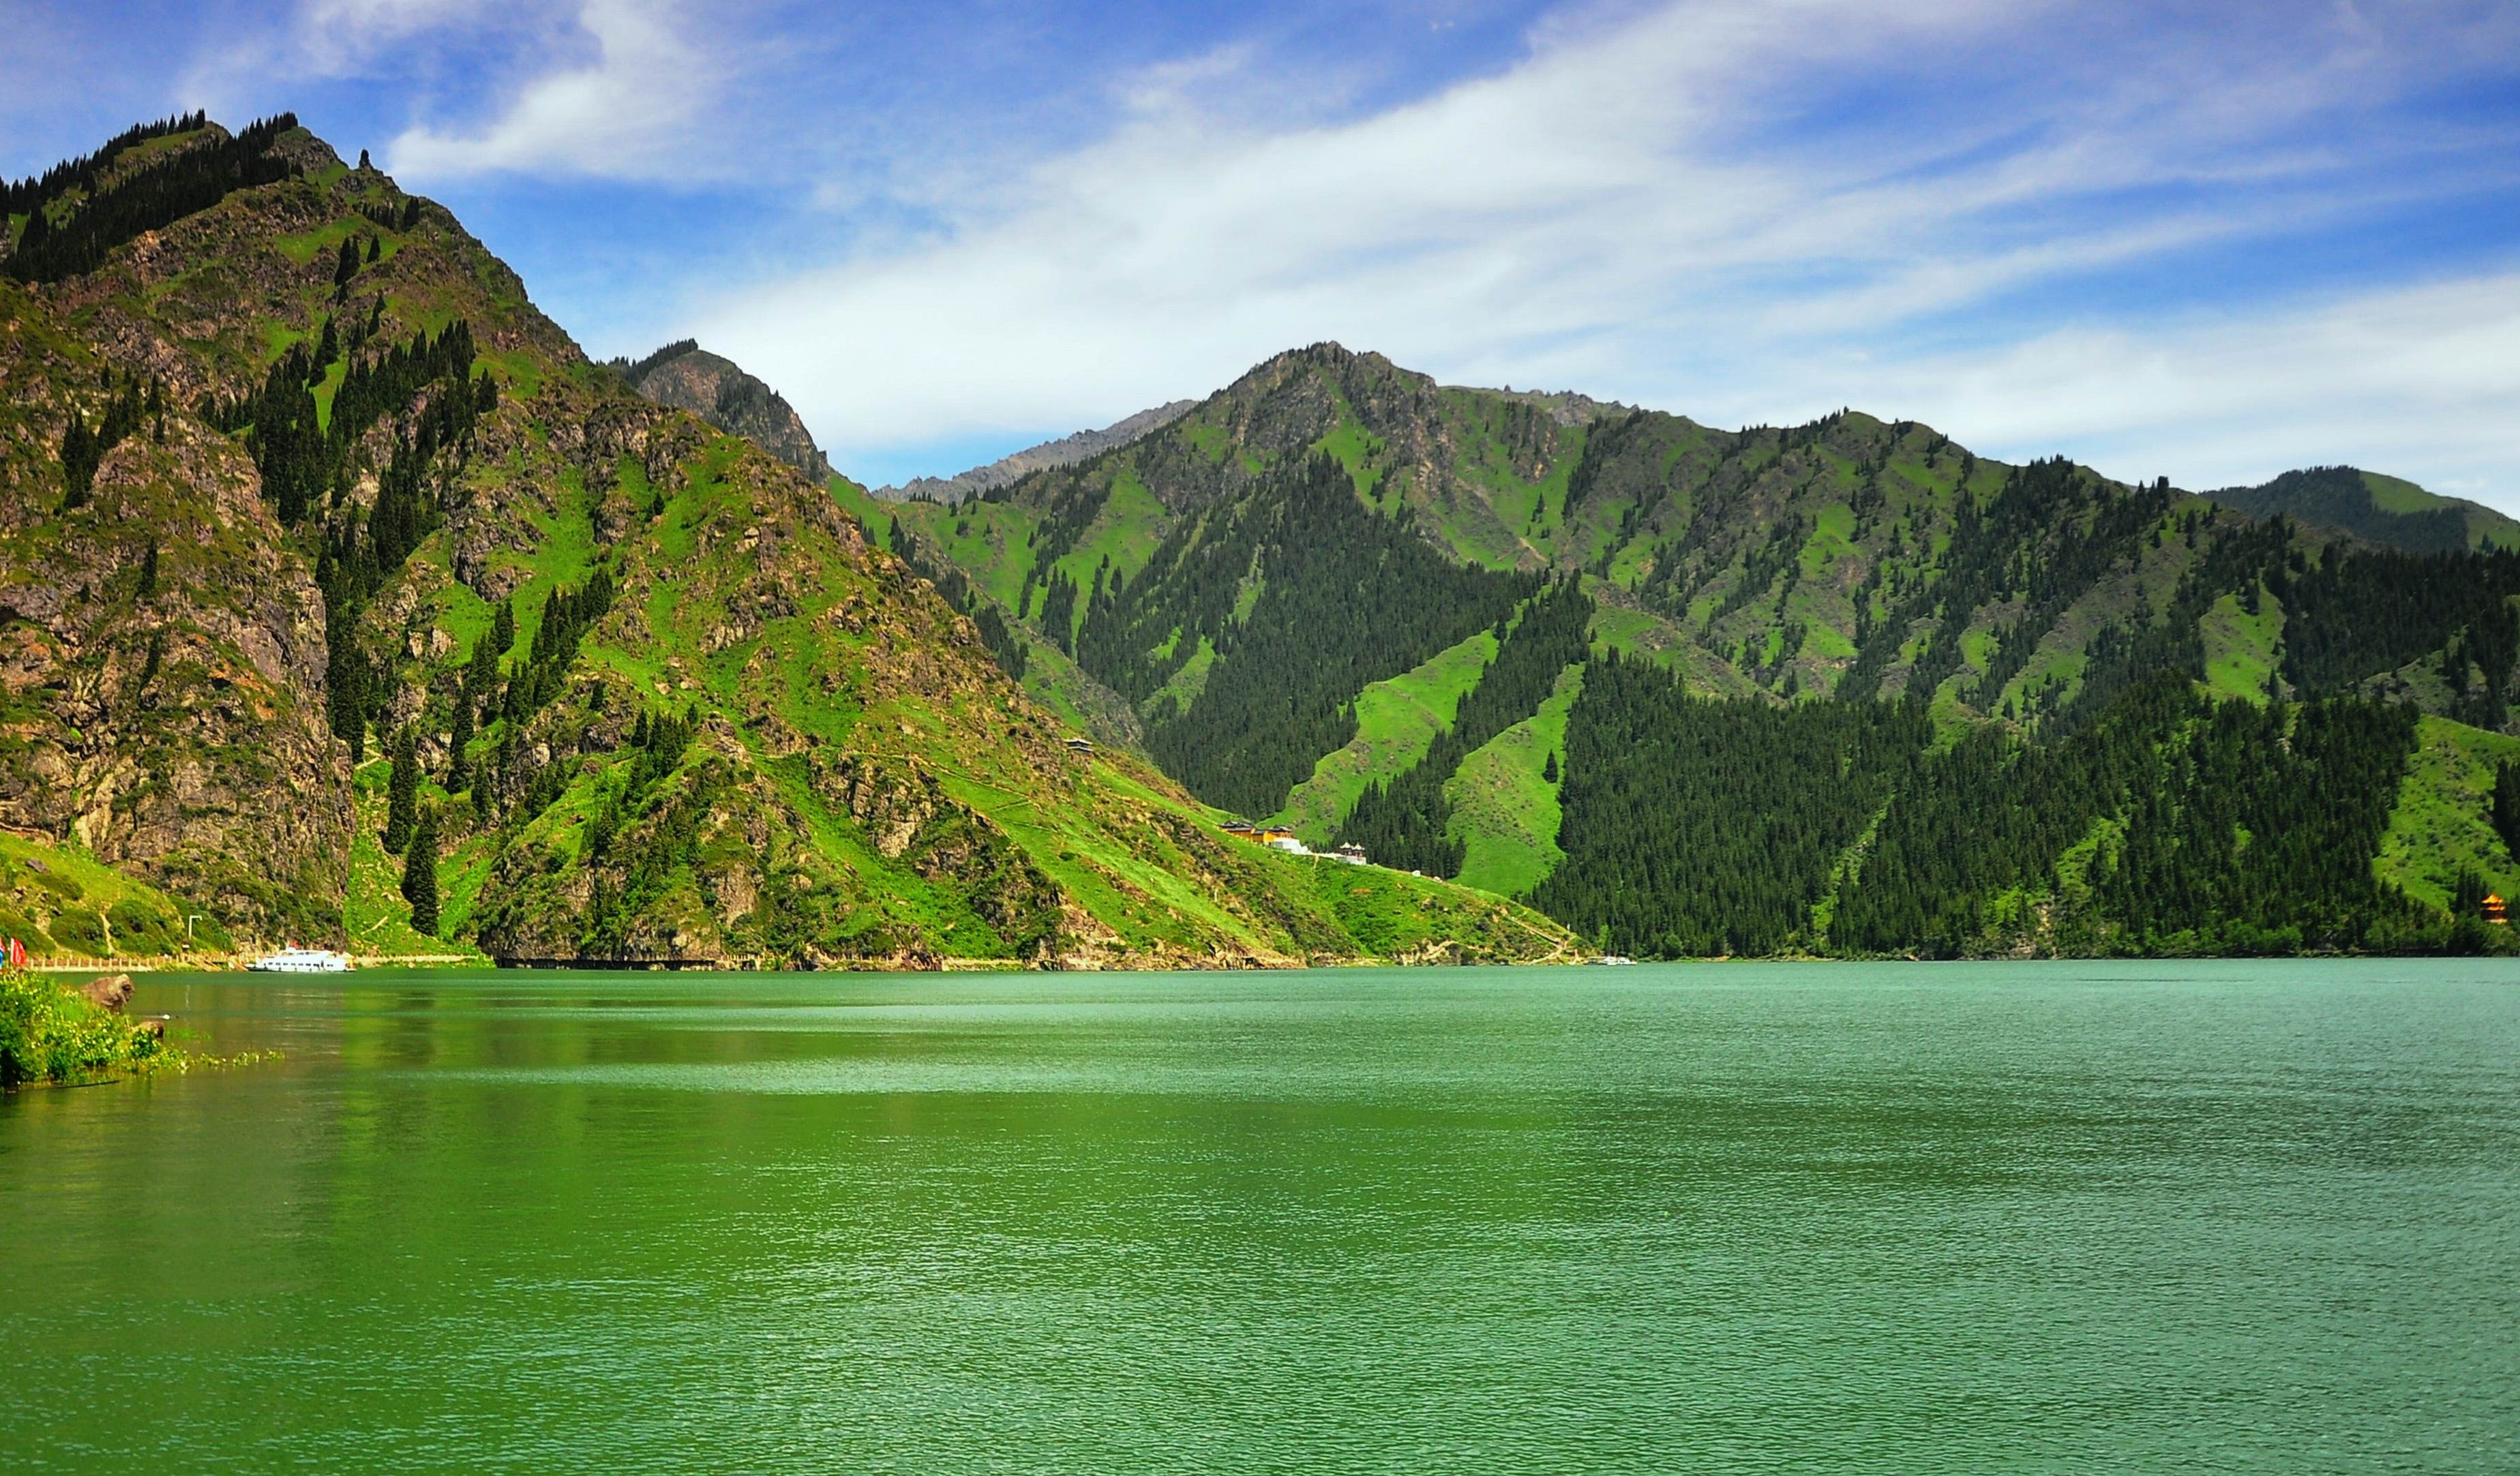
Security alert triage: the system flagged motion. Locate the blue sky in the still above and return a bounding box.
[6,0,2519,504]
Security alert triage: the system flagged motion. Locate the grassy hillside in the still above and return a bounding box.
[1445,663,1582,897]
[0,832,228,962]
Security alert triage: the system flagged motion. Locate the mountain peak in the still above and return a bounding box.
[614,341,830,481]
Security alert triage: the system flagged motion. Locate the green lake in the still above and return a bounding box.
[3,960,2515,1472]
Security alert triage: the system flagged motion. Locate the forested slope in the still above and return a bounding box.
[871,344,2520,956]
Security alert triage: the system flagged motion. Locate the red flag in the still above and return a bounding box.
[5,937,24,968]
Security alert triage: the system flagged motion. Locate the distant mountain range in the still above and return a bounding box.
[872,401,1199,503]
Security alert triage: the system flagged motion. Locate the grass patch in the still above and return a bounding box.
[2200,590,2283,702]
[2376,716,2520,910]
[1448,662,1584,896]
[1274,628,1497,840]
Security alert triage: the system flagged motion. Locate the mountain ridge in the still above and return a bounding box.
[0,117,1570,969]
[14,106,2509,965]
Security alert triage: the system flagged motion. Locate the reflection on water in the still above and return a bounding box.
[3,961,2516,1473]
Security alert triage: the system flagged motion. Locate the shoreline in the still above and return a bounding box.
[25,948,2520,975]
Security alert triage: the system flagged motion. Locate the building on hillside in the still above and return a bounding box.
[1063,737,1095,757]
[1265,834,1308,856]
[1221,819,1254,834]
[1332,843,1368,866]
[2485,892,2509,925]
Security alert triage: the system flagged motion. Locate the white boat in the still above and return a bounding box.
[1588,954,1638,967]
[247,946,353,974]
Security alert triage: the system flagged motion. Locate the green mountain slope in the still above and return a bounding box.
[0,117,1570,969]
[878,344,2520,956]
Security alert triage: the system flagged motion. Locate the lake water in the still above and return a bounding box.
[2,961,2515,1473]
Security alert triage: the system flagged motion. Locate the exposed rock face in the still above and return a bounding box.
[873,400,1197,502]
[0,282,349,941]
[618,340,832,481]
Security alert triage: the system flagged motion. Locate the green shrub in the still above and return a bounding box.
[105,900,179,955]
[48,907,109,957]
[27,866,83,903]
[0,906,53,955]
[0,965,170,1088]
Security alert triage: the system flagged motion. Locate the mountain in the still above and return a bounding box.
[0,118,1568,969]
[851,342,2520,957]
[2203,466,2520,555]
[873,401,1197,502]
[616,340,831,481]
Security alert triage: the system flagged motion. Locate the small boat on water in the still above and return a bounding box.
[1587,954,1638,967]
[246,946,353,974]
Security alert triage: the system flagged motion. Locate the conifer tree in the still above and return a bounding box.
[2493,760,2520,862]
[136,540,159,600]
[365,235,380,264]
[333,236,359,288]
[60,408,95,508]
[1542,751,1559,783]
[384,728,419,852]
[402,807,440,936]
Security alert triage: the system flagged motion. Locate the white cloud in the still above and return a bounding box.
[177,0,522,124]
[699,0,2010,442]
[382,0,719,182]
[687,0,2519,507]
[1815,272,2520,499]
[295,0,511,71]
